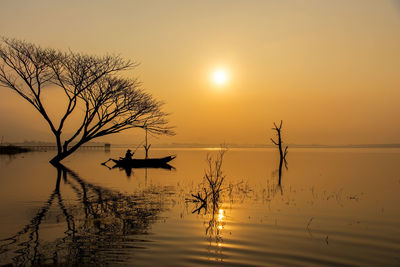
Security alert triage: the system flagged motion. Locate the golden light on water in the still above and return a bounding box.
[218,209,224,221]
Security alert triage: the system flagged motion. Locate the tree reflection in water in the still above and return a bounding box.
[0,163,171,266]
[204,207,225,260]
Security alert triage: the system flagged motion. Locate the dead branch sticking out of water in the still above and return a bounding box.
[271,120,288,185]
[189,147,227,214]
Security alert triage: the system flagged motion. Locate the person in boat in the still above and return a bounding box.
[124,149,134,160]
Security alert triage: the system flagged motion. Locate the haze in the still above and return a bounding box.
[1,0,400,145]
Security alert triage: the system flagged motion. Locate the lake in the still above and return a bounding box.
[0,148,399,266]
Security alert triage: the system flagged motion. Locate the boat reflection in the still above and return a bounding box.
[102,159,175,178]
[0,163,171,266]
[116,163,175,178]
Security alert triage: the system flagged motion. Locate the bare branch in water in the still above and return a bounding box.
[271,120,288,185]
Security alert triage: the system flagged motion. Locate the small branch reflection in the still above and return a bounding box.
[188,148,227,261]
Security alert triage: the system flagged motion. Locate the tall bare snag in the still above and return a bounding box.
[271,120,288,185]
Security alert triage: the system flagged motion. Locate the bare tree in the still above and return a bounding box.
[0,37,174,164]
[271,120,288,185]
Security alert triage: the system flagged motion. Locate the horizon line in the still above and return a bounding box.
[4,141,400,149]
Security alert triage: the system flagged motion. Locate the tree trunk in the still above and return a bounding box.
[277,130,283,185]
[49,141,85,165]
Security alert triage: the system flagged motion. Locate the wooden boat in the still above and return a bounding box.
[111,155,176,168]
[103,130,175,172]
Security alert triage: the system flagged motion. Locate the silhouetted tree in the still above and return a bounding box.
[0,37,174,164]
[271,120,288,185]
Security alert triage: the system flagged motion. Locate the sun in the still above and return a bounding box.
[212,69,229,86]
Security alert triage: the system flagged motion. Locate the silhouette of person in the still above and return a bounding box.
[125,149,133,160]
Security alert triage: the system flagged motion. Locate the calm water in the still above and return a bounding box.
[0,148,399,266]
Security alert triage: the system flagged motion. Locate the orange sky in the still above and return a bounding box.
[1,0,400,145]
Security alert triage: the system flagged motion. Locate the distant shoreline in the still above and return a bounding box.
[94,143,400,149]
[4,142,400,150]
[0,145,31,155]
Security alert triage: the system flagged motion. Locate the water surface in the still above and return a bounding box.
[1,148,399,266]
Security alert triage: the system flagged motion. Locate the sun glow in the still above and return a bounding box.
[212,69,229,86]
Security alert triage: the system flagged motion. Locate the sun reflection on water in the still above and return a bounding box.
[218,209,224,221]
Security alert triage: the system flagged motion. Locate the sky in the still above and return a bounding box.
[1,0,400,145]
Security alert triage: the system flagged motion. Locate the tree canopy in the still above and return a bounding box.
[0,37,174,163]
